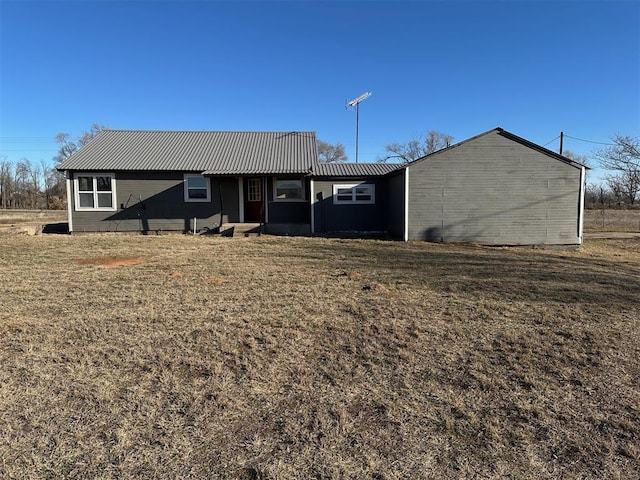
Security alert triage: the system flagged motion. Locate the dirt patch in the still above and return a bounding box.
[75,256,146,268]
[203,276,228,284]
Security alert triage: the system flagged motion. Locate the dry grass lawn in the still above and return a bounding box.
[0,209,66,225]
[0,234,638,479]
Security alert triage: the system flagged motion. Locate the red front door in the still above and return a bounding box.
[245,178,263,222]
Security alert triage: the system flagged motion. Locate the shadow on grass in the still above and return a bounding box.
[42,222,69,234]
[286,239,640,308]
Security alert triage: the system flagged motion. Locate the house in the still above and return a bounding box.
[57,127,587,245]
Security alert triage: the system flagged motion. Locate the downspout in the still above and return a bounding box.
[403,167,410,241]
[578,166,585,244]
[65,171,73,234]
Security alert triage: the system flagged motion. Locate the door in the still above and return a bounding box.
[244,178,263,222]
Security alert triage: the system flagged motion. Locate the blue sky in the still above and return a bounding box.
[1,0,638,181]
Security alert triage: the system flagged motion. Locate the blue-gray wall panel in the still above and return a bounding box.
[313,178,387,232]
[407,131,582,245]
[386,170,405,238]
[70,172,239,233]
[266,176,310,224]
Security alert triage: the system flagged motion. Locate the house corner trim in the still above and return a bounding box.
[578,166,585,244]
[238,177,244,223]
[403,167,409,241]
[65,172,73,233]
[310,178,315,234]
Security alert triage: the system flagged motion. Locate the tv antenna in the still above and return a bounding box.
[346,91,372,163]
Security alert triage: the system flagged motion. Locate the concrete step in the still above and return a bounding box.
[221,223,263,237]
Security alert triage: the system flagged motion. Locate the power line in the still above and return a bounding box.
[563,134,615,146]
[0,137,57,140]
[543,135,560,147]
[0,141,57,145]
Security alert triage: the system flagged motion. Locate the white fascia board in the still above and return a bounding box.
[404,167,409,241]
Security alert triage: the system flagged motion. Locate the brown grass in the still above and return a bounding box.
[0,235,638,479]
[0,209,66,225]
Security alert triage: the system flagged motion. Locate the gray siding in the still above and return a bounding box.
[70,172,239,233]
[386,170,406,238]
[407,130,582,245]
[313,178,387,233]
[266,177,310,224]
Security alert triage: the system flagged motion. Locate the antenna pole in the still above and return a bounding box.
[355,102,360,163]
[346,91,372,164]
[559,131,564,155]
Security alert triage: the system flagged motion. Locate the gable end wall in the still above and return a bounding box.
[407,131,582,245]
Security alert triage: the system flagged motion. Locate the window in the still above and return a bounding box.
[247,178,261,201]
[333,183,375,204]
[75,174,116,211]
[184,174,211,202]
[274,178,304,201]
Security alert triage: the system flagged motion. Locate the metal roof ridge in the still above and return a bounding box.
[100,129,317,134]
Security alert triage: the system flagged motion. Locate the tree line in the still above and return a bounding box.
[0,125,105,210]
[0,157,65,210]
[1,125,637,210]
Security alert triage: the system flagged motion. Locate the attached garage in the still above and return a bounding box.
[391,128,587,245]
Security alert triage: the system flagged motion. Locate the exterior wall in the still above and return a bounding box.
[407,130,582,245]
[313,177,388,233]
[69,171,239,233]
[386,170,406,239]
[266,176,310,225]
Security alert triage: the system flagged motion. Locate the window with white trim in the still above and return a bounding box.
[75,173,116,211]
[274,178,304,201]
[247,178,262,201]
[184,174,211,202]
[333,183,375,204]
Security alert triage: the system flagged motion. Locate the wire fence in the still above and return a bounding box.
[584,209,640,232]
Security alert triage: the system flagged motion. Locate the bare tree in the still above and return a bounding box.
[379,130,453,163]
[54,124,107,165]
[13,160,31,209]
[605,171,639,206]
[596,135,640,205]
[26,160,42,208]
[0,157,13,209]
[317,140,348,163]
[562,150,589,166]
[52,124,108,209]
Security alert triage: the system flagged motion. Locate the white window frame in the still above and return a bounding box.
[247,178,262,202]
[184,174,211,202]
[332,183,375,205]
[273,177,305,202]
[74,173,117,211]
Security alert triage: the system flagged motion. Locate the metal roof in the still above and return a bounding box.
[58,130,318,174]
[313,162,402,177]
[408,127,590,170]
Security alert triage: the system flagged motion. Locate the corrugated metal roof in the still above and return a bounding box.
[313,162,402,177]
[408,127,590,170]
[58,130,318,174]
